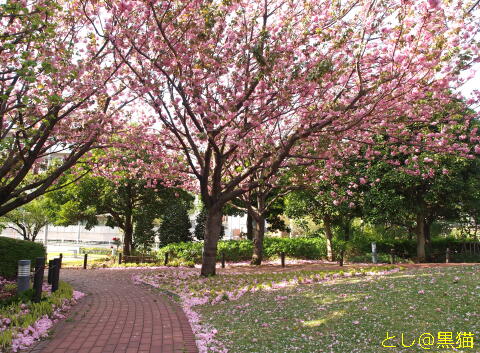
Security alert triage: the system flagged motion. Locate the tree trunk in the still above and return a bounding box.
[201,206,223,276]
[251,213,265,265]
[323,217,334,261]
[246,213,253,240]
[123,217,133,256]
[416,214,426,262]
[339,219,351,266]
[424,220,431,244]
[424,219,433,261]
[31,230,40,242]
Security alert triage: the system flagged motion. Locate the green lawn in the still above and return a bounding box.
[47,252,110,267]
[196,266,479,353]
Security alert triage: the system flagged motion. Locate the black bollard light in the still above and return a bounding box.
[17,260,31,294]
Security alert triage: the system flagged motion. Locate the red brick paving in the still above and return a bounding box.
[28,269,198,353]
[28,262,475,353]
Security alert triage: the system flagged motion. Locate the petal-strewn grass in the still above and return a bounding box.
[196,265,479,353]
[133,265,402,352]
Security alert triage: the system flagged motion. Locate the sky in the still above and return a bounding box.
[460,63,480,112]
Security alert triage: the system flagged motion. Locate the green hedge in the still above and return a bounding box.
[0,237,46,278]
[263,237,326,259]
[79,247,112,255]
[158,236,480,265]
[356,237,480,262]
[158,237,327,264]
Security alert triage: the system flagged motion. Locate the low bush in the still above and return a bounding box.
[0,281,73,351]
[218,240,254,262]
[158,241,204,264]
[352,237,479,262]
[158,237,327,264]
[158,236,480,265]
[0,237,46,278]
[262,237,326,259]
[348,253,413,264]
[79,247,112,255]
[165,258,196,268]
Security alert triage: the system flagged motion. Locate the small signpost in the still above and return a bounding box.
[372,242,378,264]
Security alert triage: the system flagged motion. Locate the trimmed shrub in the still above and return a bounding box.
[0,237,46,278]
[262,237,326,259]
[158,206,193,246]
[79,247,111,255]
[158,241,204,264]
[353,237,479,262]
[158,236,480,265]
[158,237,327,264]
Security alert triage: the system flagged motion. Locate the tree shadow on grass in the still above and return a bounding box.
[198,265,480,353]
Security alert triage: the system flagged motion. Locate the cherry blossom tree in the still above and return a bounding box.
[0,0,129,217]
[294,98,480,262]
[105,0,479,275]
[230,168,300,265]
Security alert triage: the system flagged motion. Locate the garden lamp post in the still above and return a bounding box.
[17,260,31,294]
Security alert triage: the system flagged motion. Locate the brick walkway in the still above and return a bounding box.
[29,269,198,353]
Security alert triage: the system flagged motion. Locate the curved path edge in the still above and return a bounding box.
[27,269,198,353]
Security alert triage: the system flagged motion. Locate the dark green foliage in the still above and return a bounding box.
[159,241,204,263]
[133,214,157,252]
[158,237,327,264]
[158,235,480,265]
[193,206,224,240]
[0,289,34,308]
[0,237,45,278]
[158,205,193,246]
[262,237,326,259]
[194,207,207,240]
[49,172,194,253]
[265,194,290,233]
[351,237,480,262]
